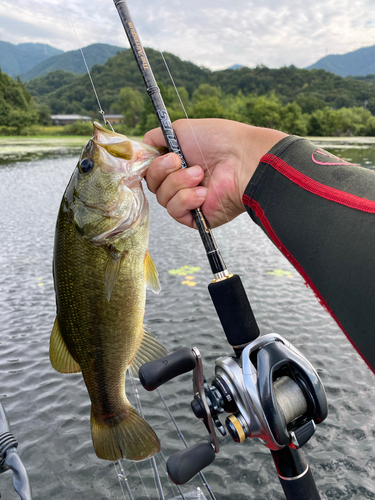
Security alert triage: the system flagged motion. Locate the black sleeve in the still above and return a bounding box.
[242,135,375,373]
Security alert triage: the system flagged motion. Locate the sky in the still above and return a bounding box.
[0,0,374,70]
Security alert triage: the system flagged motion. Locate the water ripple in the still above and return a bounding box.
[0,152,374,499]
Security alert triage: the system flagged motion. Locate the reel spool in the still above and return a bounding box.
[139,334,327,486]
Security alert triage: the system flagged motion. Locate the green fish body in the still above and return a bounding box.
[50,122,167,461]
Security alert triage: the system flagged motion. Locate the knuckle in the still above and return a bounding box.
[155,190,166,208]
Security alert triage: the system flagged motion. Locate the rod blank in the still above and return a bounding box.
[113,0,227,276]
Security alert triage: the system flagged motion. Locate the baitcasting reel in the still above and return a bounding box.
[0,403,32,500]
[139,333,328,499]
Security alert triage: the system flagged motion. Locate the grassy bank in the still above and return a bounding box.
[0,123,133,137]
[1,132,374,165]
[0,124,93,137]
[0,136,90,164]
[0,135,90,144]
[0,133,141,164]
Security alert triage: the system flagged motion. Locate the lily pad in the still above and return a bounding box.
[169,265,201,276]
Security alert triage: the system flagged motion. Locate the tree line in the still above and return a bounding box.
[2,46,375,135]
[0,70,40,134]
[111,83,375,137]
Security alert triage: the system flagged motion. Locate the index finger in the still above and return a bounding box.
[143,127,166,148]
[145,153,181,194]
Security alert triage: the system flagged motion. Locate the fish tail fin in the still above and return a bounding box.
[91,404,160,462]
[128,327,168,379]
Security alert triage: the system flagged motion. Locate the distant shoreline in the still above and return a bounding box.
[0,135,374,164]
[309,136,375,145]
[1,135,374,148]
[0,135,140,163]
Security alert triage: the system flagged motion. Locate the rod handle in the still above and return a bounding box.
[139,348,197,391]
[208,274,260,347]
[278,467,321,500]
[271,448,321,500]
[167,442,215,484]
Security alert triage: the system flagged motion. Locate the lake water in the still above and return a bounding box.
[0,139,375,500]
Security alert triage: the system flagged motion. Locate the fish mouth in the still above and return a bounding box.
[91,123,154,178]
[93,121,122,142]
[93,121,163,158]
[93,122,135,161]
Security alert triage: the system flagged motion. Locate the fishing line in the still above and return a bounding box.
[156,389,217,500]
[133,461,152,500]
[68,14,115,131]
[116,460,136,500]
[150,460,164,500]
[131,378,165,500]
[138,0,230,226]
[130,379,190,500]
[154,451,188,500]
[137,0,275,334]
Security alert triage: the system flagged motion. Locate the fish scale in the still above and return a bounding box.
[50,122,168,461]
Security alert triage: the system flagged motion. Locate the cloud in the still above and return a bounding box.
[0,0,374,70]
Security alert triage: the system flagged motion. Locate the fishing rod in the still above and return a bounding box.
[112,2,328,500]
[112,0,260,354]
[115,381,215,500]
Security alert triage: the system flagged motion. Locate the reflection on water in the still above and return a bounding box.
[324,147,375,170]
[0,140,375,499]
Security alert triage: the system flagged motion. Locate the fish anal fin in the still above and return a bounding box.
[128,327,168,379]
[49,317,81,374]
[105,248,128,302]
[144,250,161,294]
[91,403,160,461]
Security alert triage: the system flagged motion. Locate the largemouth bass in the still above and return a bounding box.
[50,122,167,461]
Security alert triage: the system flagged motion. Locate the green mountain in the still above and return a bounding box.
[26,70,81,98]
[21,43,126,82]
[210,65,375,110]
[306,45,375,77]
[0,42,63,78]
[26,48,212,115]
[25,47,375,130]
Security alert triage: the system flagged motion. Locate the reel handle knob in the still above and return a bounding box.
[139,348,197,391]
[167,441,215,484]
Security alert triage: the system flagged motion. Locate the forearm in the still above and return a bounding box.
[242,135,375,373]
[236,124,287,202]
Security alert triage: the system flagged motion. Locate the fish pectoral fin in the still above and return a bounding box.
[128,327,168,379]
[49,317,81,374]
[105,248,128,302]
[144,251,161,294]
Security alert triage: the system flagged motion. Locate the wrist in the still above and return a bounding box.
[237,125,288,201]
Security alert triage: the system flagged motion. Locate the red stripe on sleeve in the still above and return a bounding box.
[242,193,374,373]
[261,153,375,214]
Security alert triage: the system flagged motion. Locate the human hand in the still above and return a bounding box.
[143,118,287,229]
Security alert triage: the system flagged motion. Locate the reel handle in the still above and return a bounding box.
[139,348,197,391]
[167,441,215,484]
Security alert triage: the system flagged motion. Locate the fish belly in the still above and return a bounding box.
[53,207,160,461]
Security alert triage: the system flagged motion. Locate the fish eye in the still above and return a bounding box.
[80,157,94,174]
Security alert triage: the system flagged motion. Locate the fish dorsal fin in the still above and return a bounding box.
[105,247,128,302]
[50,317,81,374]
[145,250,161,294]
[128,327,168,379]
[100,141,133,160]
